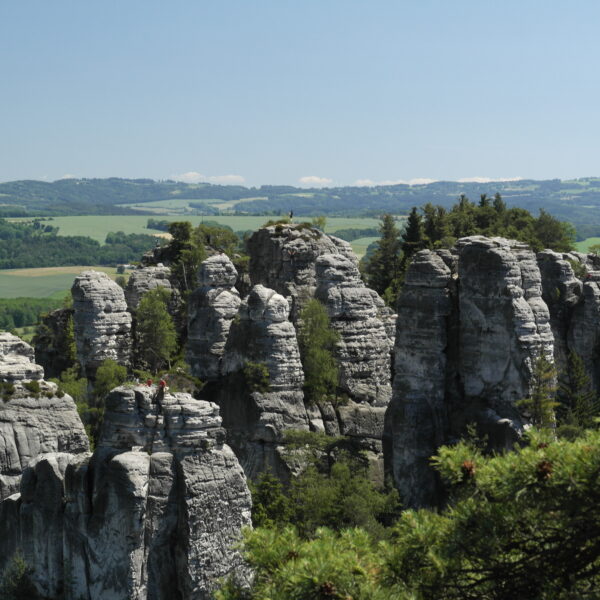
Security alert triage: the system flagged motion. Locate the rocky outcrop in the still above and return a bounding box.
[187,255,242,380]
[124,263,176,312]
[219,284,309,479]
[0,386,252,600]
[386,237,556,507]
[0,333,89,500]
[247,224,356,321]
[72,270,132,378]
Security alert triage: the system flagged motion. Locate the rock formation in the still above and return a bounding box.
[124,263,176,312]
[386,237,555,507]
[0,333,89,500]
[218,284,309,479]
[32,307,74,379]
[72,270,132,378]
[246,223,356,321]
[0,385,252,600]
[187,255,242,380]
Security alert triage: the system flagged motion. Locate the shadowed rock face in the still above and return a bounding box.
[0,333,89,500]
[218,284,309,479]
[386,238,555,507]
[0,386,252,600]
[187,255,241,381]
[72,270,132,378]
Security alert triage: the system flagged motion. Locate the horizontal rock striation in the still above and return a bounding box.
[0,334,89,500]
[0,385,252,600]
[72,270,132,378]
[187,255,242,381]
[387,237,556,507]
[219,284,309,479]
[247,223,356,321]
[124,263,177,312]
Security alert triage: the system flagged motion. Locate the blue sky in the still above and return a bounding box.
[1,1,599,186]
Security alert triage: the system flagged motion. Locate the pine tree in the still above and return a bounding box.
[364,214,401,297]
[518,354,558,428]
[136,287,178,372]
[297,299,340,405]
[401,207,425,262]
[558,351,599,430]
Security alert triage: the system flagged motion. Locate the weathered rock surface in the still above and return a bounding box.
[0,334,89,500]
[247,224,356,321]
[219,284,309,479]
[72,270,132,378]
[124,263,175,311]
[0,386,252,600]
[386,238,556,507]
[187,255,242,380]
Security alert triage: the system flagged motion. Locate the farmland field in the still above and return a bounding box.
[350,237,379,258]
[576,237,600,252]
[0,266,123,299]
[11,215,389,243]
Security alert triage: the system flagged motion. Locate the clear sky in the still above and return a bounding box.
[1,1,599,187]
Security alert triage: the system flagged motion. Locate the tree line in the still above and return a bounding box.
[363,194,575,305]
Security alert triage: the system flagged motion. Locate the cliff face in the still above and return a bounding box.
[0,385,252,600]
[72,270,132,378]
[386,237,556,507]
[0,333,89,500]
[218,284,309,479]
[187,255,242,381]
[124,263,177,312]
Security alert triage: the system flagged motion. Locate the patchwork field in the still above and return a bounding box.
[0,266,122,299]
[12,215,387,243]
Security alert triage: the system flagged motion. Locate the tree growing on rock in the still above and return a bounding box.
[136,287,178,372]
[297,299,340,405]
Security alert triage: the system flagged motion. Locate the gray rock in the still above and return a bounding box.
[247,224,356,321]
[386,239,556,507]
[187,255,242,380]
[0,335,89,500]
[0,332,44,382]
[219,285,309,479]
[72,270,132,378]
[124,263,175,311]
[0,386,252,600]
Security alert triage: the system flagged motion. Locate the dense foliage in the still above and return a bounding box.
[0,218,159,268]
[363,196,574,304]
[0,297,62,329]
[297,300,340,405]
[222,429,600,600]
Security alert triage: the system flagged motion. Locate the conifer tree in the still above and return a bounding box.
[297,299,340,405]
[401,207,425,263]
[558,351,599,430]
[136,287,178,372]
[364,214,401,298]
[518,354,558,428]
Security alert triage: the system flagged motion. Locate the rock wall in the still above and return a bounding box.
[0,385,252,600]
[247,224,356,321]
[72,270,132,378]
[0,333,89,500]
[124,263,176,312]
[218,284,309,479]
[386,237,556,507]
[187,255,242,381]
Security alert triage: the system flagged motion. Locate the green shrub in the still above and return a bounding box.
[0,553,40,600]
[23,380,41,395]
[243,361,270,393]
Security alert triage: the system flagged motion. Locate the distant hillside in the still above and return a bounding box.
[3,177,600,239]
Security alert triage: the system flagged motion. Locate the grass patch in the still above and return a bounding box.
[575,237,600,252]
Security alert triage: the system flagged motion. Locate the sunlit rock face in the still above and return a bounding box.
[71,270,132,378]
[386,238,555,507]
[218,284,310,480]
[0,385,252,600]
[187,255,241,381]
[124,263,175,312]
[0,333,89,500]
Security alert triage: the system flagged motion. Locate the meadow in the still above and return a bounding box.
[15,215,386,244]
[575,237,600,252]
[0,266,122,299]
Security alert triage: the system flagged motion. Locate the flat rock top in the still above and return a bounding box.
[0,333,44,381]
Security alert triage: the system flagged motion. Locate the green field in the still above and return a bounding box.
[576,237,600,253]
[350,237,379,258]
[14,215,387,243]
[0,266,122,299]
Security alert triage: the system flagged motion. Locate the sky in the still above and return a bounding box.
[1,0,600,187]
